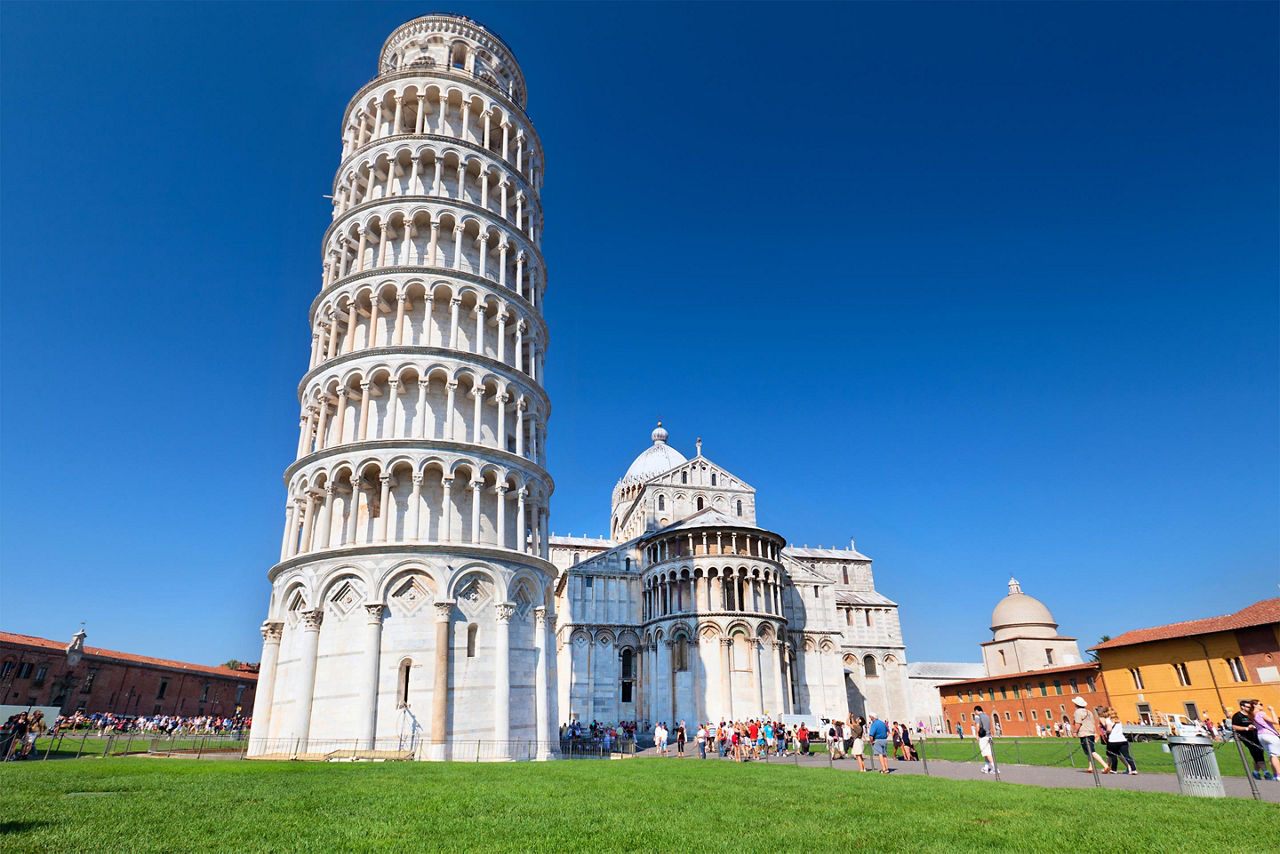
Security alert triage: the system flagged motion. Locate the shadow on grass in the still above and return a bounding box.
[0,821,49,835]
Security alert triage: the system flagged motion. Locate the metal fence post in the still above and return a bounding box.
[103,736,112,758]
[196,736,205,759]
[1231,737,1262,801]
[476,740,481,762]
[1015,739,1022,765]
[920,735,930,776]
[124,733,133,756]
[75,733,88,759]
[1067,739,1076,768]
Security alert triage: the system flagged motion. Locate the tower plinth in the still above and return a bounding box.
[250,15,555,760]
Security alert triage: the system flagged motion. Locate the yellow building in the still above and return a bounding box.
[1091,598,1279,726]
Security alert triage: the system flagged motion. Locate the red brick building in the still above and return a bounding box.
[0,630,257,718]
[938,662,1109,737]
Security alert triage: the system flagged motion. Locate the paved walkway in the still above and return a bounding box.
[633,746,1280,803]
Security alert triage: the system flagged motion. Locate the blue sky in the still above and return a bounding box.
[1,2,1276,667]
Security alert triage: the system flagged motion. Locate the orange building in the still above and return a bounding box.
[1091,598,1280,727]
[939,662,1107,737]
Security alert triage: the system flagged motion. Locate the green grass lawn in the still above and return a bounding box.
[1,758,1274,853]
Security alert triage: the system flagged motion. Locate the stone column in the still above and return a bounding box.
[496,311,507,363]
[495,392,507,452]
[297,494,316,556]
[449,298,461,348]
[333,389,348,445]
[291,609,323,752]
[516,489,527,553]
[753,637,766,717]
[720,638,734,721]
[430,600,454,760]
[393,294,407,345]
[360,603,384,749]
[469,479,482,544]
[416,379,429,439]
[280,502,298,562]
[248,621,283,754]
[775,641,790,714]
[444,381,457,440]
[391,93,403,136]
[470,386,485,443]
[316,485,336,551]
[357,382,372,441]
[415,94,426,134]
[441,477,453,541]
[495,484,507,547]
[345,483,360,545]
[376,474,392,543]
[494,603,514,758]
[409,474,423,540]
[385,379,400,439]
[452,226,464,271]
[534,606,552,759]
[344,301,359,354]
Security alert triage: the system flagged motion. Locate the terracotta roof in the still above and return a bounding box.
[0,632,257,681]
[1090,598,1280,651]
[939,661,1100,688]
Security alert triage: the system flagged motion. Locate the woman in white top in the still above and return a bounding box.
[1101,707,1137,774]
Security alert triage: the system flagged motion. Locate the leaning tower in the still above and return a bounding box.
[249,14,555,761]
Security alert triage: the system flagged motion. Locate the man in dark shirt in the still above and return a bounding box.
[1232,699,1266,778]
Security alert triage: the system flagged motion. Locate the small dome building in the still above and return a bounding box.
[982,578,1082,676]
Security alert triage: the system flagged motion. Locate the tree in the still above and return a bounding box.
[221,659,241,670]
[1088,636,1111,662]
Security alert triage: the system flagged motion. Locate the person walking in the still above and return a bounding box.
[1071,697,1108,773]
[695,723,707,759]
[675,720,687,757]
[867,713,890,773]
[797,723,810,755]
[1100,707,1137,774]
[972,706,995,774]
[1252,700,1280,779]
[1232,699,1268,779]
[850,716,866,771]
[654,722,668,757]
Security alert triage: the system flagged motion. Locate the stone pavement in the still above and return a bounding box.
[633,745,1280,803]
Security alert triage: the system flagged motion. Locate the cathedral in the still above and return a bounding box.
[248,14,912,760]
[549,424,912,729]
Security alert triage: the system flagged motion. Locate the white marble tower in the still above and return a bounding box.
[250,14,555,760]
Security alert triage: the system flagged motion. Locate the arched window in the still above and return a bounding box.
[399,659,412,707]
[710,474,717,486]
[466,624,478,657]
[736,500,742,516]
[573,552,581,564]
[696,497,704,510]
[620,648,634,703]
[674,636,688,672]
[658,495,665,511]
[864,655,878,677]
[681,471,687,484]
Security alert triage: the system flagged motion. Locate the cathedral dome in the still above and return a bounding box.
[621,422,686,484]
[990,578,1059,640]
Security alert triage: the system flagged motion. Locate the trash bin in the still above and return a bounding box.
[1167,736,1225,798]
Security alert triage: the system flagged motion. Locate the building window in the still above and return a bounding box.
[1004,711,1011,721]
[1086,676,1096,692]
[1136,703,1152,724]
[998,650,1006,667]
[960,713,967,722]
[1184,701,1199,721]
[1045,649,1054,665]
[696,497,704,510]
[32,665,47,685]
[399,660,412,706]
[0,661,12,679]
[1053,680,1062,696]
[157,678,169,699]
[681,471,687,484]
[842,568,849,584]
[1030,709,1037,720]
[736,500,742,516]
[710,474,717,486]
[1011,684,1020,698]
[1000,686,1008,700]
[657,496,665,511]
[845,609,853,626]
[1046,709,1053,721]
[584,576,593,589]
[81,671,96,694]
[235,685,246,706]
[1227,657,1248,682]
[674,637,689,672]
[621,649,634,679]
[863,655,877,677]
[1173,663,1191,687]
[16,662,34,679]
[1017,711,1025,720]
[1129,668,1144,690]
[864,610,873,628]
[467,624,478,658]
[1069,678,1078,692]
[573,552,581,565]
[988,688,996,702]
